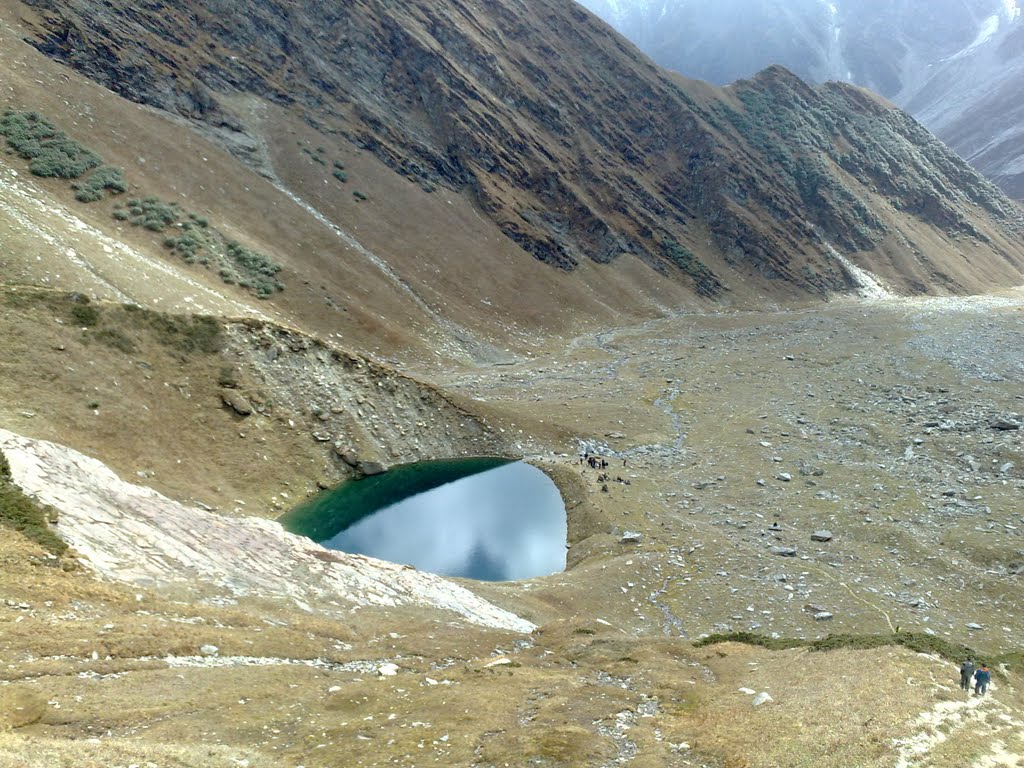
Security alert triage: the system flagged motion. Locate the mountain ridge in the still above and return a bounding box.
[13,0,1024,308]
[576,0,1024,197]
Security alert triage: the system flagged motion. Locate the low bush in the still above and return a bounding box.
[0,451,67,555]
[142,311,222,355]
[70,301,100,327]
[0,109,102,179]
[225,240,283,298]
[122,196,180,232]
[73,165,127,203]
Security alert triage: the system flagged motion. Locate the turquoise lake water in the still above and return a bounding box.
[279,459,567,581]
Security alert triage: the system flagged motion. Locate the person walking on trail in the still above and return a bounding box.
[960,659,976,692]
[974,664,992,696]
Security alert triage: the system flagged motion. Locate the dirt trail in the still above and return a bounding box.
[894,662,1024,768]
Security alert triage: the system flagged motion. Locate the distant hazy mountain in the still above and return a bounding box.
[577,0,1024,196]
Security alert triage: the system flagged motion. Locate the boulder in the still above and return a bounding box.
[378,663,399,677]
[620,531,643,544]
[358,461,386,476]
[776,473,793,482]
[752,692,773,707]
[814,612,834,621]
[771,546,797,557]
[200,644,220,657]
[811,530,833,542]
[335,447,360,467]
[990,418,1021,431]
[220,389,253,416]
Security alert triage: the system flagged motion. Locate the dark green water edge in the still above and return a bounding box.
[278,456,514,543]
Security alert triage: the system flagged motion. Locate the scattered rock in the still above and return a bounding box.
[771,547,797,557]
[378,663,400,677]
[221,390,253,416]
[989,417,1021,431]
[966,622,983,631]
[814,612,834,621]
[484,658,512,668]
[811,530,833,542]
[752,692,773,707]
[620,531,643,544]
[200,644,220,657]
[357,461,386,476]
[335,447,360,467]
[776,473,792,482]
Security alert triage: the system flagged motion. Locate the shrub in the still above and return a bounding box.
[0,453,67,555]
[121,195,180,232]
[0,110,102,179]
[353,190,368,201]
[224,240,283,297]
[333,169,348,183]
[92,327,137,354]
[73,165,127,202]
[70,302,100,327]
[143,311,222,354]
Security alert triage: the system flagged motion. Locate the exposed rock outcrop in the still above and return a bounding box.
[0,428,535,633]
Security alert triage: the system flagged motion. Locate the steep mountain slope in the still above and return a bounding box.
[907,16,1024,198]
[576,0,1024,197]
[10,0,1024,316]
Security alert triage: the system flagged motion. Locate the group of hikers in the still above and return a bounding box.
[960,659,992,695]
[579,451,627,470]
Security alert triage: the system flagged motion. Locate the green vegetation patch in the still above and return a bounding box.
[0,450,67,555]
[123,196,181,232]
[72,165,127,203]
[1,108,287,299]
[695,631,1011,672]
[59,295,223,357]
[661,238,723,297]
[0,109,102,179]
[123,305,223,356]
[225,240,283,298]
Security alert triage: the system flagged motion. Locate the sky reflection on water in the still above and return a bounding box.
[321,461,567,581]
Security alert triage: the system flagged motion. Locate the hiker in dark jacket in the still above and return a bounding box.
[960,659,976,691]
[974,664,992,695]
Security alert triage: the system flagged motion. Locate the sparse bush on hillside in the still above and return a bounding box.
[0,109,102,179]
[225,241,283,298]
[72,165,128,203]
[123,196,181,232]
[333,169,348,183]
[70,299,100,327]
[353,190,368,201]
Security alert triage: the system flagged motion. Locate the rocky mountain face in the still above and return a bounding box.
[15,0,1024,301]
[576,0,1024,197]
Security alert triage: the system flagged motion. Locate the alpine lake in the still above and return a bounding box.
[278,458,568,582]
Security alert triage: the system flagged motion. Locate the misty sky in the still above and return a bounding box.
[323,462,567,582]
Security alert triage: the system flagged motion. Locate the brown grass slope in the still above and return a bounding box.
[12,0,1024,310]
